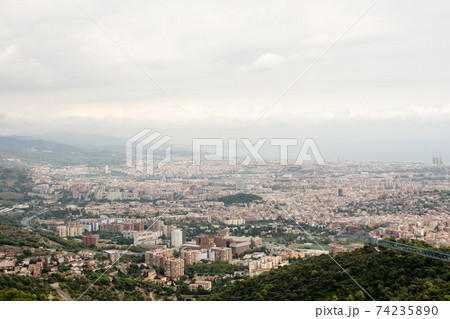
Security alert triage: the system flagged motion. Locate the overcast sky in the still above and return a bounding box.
[0,0,449,162]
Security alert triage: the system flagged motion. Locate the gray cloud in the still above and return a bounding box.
[0,0,449,161]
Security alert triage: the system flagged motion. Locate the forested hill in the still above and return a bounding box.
[204,244,450,301]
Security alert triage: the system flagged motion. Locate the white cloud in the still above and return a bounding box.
[0,44,58,88]
[241,53,285,72]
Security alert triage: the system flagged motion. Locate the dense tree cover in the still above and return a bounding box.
[40,210,70,220]
[217,193,262,205]
[129,246,146,253]
[0,232,41,248]
[0,275,56,301]
[0,288,51,301]
[0,224,49,249]
[39,233,86,251]
[0,224,89,252]
[0,214,24,227]
[203,244,450,301]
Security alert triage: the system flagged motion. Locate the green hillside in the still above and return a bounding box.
[0,167,32,205]
[204,244,450,301]
[0,275,58,301]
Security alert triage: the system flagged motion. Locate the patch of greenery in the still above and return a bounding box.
[0,214,24,227]
[39,232,85,251]
[217,193,262,205]
[0,275,56,301]
[0,224,50,249]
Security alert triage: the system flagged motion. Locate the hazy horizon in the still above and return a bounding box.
[0,130,446,164]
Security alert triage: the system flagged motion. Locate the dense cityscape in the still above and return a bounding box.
[0,152,448,300]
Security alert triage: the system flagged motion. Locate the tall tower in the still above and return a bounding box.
[432,150,443,166]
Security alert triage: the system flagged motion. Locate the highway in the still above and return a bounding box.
[20,208,48,231]
[51,283,74,301]
[56,288,74,301]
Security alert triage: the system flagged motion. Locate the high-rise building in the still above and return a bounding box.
[57,225,67,237]
[80,219,99,232]
[150,220,164,232]
[164,258,184,279]
[171,229,185,248]
[162,225,176,237]
[211,247,232,263]
[58,223,83,237]
[145,248,173,268]
[83,235,99,248]
[145,248,184,279]
[181,249,200,265]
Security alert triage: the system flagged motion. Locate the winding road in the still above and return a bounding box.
[20,208,48,231]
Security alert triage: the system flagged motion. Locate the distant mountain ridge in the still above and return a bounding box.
[0,135,124,167]
[1,135,81,153]
[17,132,193,156]
[33,132,126,153]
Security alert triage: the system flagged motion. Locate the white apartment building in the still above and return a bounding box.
[171,229,185,248]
